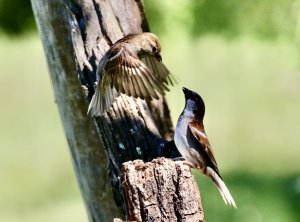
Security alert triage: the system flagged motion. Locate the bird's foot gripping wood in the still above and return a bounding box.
[180,160,197,169]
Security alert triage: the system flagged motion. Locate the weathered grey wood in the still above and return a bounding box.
[30,1,123,221]
[30,0,176,221]
[122,158,204,222]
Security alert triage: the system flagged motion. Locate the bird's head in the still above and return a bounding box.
[182,87,205,119]
[142,32,162,61]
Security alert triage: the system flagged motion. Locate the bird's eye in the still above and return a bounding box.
[152,46,157,53]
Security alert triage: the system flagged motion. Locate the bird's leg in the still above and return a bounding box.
[172,157,196,169]
[172,156,197,168]
[181,161,196,169]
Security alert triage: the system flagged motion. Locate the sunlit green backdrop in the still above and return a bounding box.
[1,0,300,221]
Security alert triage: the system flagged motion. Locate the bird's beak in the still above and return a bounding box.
[182,87,189,94]
[182,87,194,100]
[182,87,189,99]
[156,53,162,62]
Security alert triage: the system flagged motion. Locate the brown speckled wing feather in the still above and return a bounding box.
[88,46,169,116]
[141,55,175,86]
[188,121,220,175]
[102,47,167,99]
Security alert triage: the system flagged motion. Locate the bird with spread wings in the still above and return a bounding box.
[88,32,174,116]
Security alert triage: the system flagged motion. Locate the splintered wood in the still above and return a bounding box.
[121,158,204,222]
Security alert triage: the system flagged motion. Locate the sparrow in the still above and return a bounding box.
[174,87,237,208]
[88,32,174,116]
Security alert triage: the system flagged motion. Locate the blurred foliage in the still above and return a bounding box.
[0,0,35,34]
[145,0,299,39]
[189,0,298,38]
[195,173,300,222]
[0,0,299,39]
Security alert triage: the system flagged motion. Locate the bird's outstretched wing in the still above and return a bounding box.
[88,47,169,116]
[141,55,176,86]
[188,121,220,176]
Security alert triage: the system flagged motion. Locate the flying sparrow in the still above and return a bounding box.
[88,32,174,116]
[174,87,237,208]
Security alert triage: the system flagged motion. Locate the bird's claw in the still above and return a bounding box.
[181,160,196,169]
[171,158,196,168]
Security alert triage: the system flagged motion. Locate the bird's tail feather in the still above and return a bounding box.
[206,167,237,208]
[87,87,118,116]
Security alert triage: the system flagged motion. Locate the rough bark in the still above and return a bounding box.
[122,158,204,222]
[31,0,201,221]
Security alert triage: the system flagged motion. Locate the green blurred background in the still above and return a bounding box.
[1,0,300,221]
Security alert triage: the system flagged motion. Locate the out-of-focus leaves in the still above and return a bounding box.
[0,0,35,35]
[190,0,238,37]
[194,173,300,222]
[0,0,298,38]
[145,0,299,40]
[144,0,166,34]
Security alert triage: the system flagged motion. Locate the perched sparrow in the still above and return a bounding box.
[174,87,237,208]
[88,32,174,116]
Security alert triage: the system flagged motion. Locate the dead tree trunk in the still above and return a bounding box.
[31,0,203,221]
[121,158,204,222]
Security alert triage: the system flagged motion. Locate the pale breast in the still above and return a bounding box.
[174,117,195,163]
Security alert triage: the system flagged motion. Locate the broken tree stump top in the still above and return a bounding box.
[121,157,204,222]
